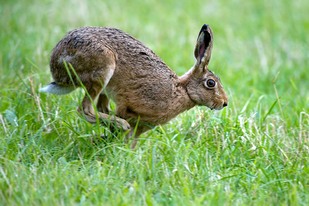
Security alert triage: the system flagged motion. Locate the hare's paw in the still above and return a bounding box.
[114,118,131,131]
[96,112,131,131]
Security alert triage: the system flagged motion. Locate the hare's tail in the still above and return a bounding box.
[39,82,76,95]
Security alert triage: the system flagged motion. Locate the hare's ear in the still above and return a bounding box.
[194,24,213,70]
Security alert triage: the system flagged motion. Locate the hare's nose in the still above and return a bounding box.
[223,102,228,107]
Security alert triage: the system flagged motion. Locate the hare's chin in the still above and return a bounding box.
[214,106,224,110]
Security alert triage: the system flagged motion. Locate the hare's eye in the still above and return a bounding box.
[205,79,216,88]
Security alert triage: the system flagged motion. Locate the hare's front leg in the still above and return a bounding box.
[125,125,152,149]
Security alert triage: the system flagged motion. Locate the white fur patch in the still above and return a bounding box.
[103,66,114,88]
[39,83,75,95]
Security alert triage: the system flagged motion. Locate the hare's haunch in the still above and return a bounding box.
[40,24,228,148]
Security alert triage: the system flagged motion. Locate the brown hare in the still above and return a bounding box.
[40,24,228,148]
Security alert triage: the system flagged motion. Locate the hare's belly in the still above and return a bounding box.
[106,84,177,125]
[115,93,174,124]
[123,103,175,125]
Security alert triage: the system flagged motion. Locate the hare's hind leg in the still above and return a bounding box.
[78,65,130,131]
[97,93,110,114]
[79,84,130,131]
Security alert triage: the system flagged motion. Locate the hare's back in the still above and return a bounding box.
[51,27,171,74]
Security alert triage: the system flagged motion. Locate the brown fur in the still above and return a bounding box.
[42,24,228,148]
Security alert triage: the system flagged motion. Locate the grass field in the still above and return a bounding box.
[0,0,308,205]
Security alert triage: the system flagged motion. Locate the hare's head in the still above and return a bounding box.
[185,24,228,110]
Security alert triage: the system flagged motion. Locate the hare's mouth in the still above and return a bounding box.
[209,102,224,110]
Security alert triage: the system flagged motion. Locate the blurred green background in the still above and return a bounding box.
[0,0,308,205]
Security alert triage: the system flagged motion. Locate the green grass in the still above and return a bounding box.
[0,0,308,205]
